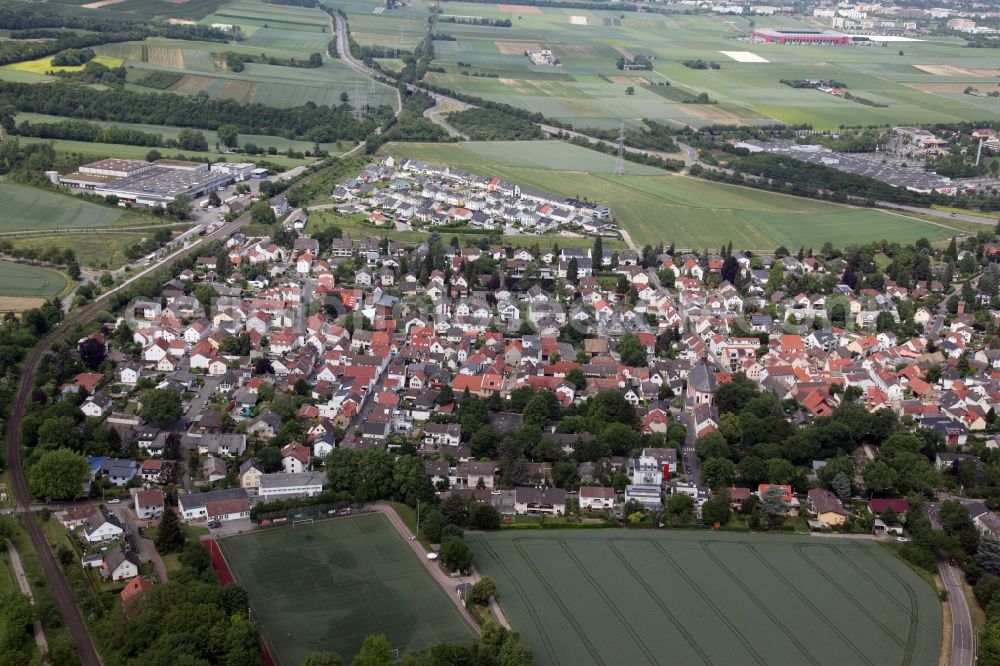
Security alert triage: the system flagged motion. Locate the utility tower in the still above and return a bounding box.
[613,119,626,177]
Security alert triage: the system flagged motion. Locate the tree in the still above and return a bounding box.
[625,85,635,95]
[701,495,732,525]
[140,388,182,426]
[217,123,239,148]
[979,535,1000,574]
[37,416,80,450]
[393,455,435,507]
[177,128,208,151]
[695,431,731,461]
[302,652,343,666]
[251,199,277,225]
[352,634,392,666]
[78,336,106,370]
[356,448,394,501]
[615,333,647,367]
[593,236,603,271]
[28,449,88,500]
[721,255,739,284]
[468,503,501,530]
[831,471,851,500]
[155,507,186,553]
[701,457,736,489]
[469,576,496,605]
[759,486,787,519]
[420,509,448,543]
[566,257,578,282]
[565,369,587,392]
[440,536,474,572]
[863,459,897,495]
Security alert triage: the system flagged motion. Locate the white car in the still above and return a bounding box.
[108,499,120,504]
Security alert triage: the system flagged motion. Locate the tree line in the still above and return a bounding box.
[0,5,232,42]
[446,108,543,140]
[218,50,323,71]
[0,80,389,142]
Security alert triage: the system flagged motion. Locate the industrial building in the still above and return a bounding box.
[49,158,257,208]
[752,28,851,45]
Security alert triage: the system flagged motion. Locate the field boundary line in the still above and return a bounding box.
[700,540,824,666]
[830,546,913,616]
[605,540,713,666]
[555,539,658,665]
[512,539,606,664]
[476,540,559,665]
[650,540,767,666]
[852,544,922,666]
[793,543,911,656]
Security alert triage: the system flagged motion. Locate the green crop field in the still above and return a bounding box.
[218,514,476,666]
[0,261,67,298]
[378,141,960,249]
[0,183,121,231]
[470,531,941,666]
[334,0,999,130]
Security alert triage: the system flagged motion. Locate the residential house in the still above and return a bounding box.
[134,490,165,520]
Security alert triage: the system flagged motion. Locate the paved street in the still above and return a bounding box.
[928,501,977,666]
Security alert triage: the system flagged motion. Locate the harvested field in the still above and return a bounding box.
[912,83,976,93]
[0,296,45,312]
[609,75,649,84]
[216,79,257,102]
[169,74,215,94]
[570,15,587,25]
[720,50,769,63]
[497,4,541,13]
[913,64,976,76]
[81,0,127,7]
[613,46,635,60]
[682,104,744,123]
[146,47,185,69]
[495,41,540,55]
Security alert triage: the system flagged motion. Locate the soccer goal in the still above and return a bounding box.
[292,518,314,527]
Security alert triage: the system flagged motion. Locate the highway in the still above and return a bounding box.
[3,213,249,666]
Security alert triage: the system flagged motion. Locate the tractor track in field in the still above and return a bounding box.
[555,540,658,666]
[605,540,713,666]
[700,541,823,666]
[512,539,606,665]
[735,541,879,666]
[793,543,911,657]
[852,544,922,666]
[477,541,559,666]
[829,545,912,616]
[650,541,767,666]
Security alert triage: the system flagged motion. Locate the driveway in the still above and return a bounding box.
[111,504,169,583]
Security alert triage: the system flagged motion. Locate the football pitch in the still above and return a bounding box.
[218,513,476,665]
[468,531,941,666]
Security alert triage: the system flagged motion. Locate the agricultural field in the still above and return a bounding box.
[4,54,123,74]
[0,262,67,301]
[332,0,999,130]
[322,0,429,51]
[469,531,942,666]
[378,141,960,249]
[0,183,121,231]
[218,513,476,666]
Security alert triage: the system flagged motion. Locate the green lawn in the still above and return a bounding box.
[218,513,475,665]
[469,530,941,666]
[9,233,150,270]
[0,261,67,298]
[378,141,959,249]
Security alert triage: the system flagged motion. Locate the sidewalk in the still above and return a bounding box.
[6,539,48,653]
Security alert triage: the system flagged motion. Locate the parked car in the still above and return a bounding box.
[108,499,120,504]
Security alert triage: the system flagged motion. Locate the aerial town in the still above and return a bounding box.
[0,0,998,663]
